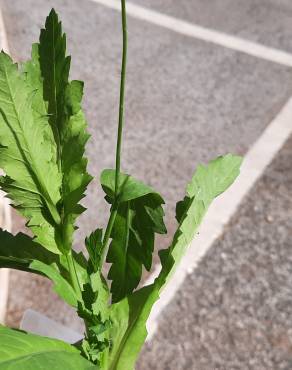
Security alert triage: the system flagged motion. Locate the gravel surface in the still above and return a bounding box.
[137,135,292,370]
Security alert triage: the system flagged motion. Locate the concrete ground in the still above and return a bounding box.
[1,0,292,368]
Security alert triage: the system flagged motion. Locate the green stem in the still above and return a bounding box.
[114,0,128,198]
[101,0,127,262]
[66,253,82,300]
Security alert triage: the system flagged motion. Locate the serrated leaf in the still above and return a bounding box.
[0,228,58,272]
[0,228,89,300]
[0,326,96,370]
[85,229,103,272]
[107,154,242,370]
[157,154,242,288]
[23,9,92,252]
[101,170,166,303]
[78,272,111,367]
[101,169,164,203]
[0,51,62,253]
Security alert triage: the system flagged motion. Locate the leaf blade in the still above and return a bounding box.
[157,154,242,288]
[0,228,58,271]
[101,170,166,302]
[0,326,96,370]
[0,51,61,253]
[30,260,78,307]
[30,9,92,251]
[107,154,242,370]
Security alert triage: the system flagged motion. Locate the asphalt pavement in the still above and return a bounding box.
[1,0,292,368]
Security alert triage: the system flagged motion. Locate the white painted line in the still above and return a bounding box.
[145,97,292,341]
[91,0,292,68]
[0,6,11,325]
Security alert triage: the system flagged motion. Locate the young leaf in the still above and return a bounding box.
[85,229,103,272]
[101,169,166,302]
[78,272,111,367]
[0,326,96,370]
[0,52,62,253]
[24,9,92,252]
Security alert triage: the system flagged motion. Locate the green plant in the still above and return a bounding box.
[0,3,242,370]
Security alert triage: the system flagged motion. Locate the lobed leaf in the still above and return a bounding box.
[157,154,242,288]
[33,9,92,252]
[0,52,62,253]
[101,169,166,303]
[78,272,111,367]
[101,169,164,203]
[0,228,58,272]
[107,154,242,370]
[2,9,93,254]
[0,229,89,305]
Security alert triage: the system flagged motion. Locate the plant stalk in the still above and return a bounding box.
[101,0,128,261]
[114,0,128,198]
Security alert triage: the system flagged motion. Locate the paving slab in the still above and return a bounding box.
[1,0,292,328]
[133,0,292,54]
[137,134,292,370]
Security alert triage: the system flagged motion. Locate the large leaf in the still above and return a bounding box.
[0,228,58,271]
[0,51,62,253]
[0,228,88,303]
[157,154,242,288]
[24,9,92,252]
[101,169,166,303]
[0,325,96,370]
[107,154,242,370]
